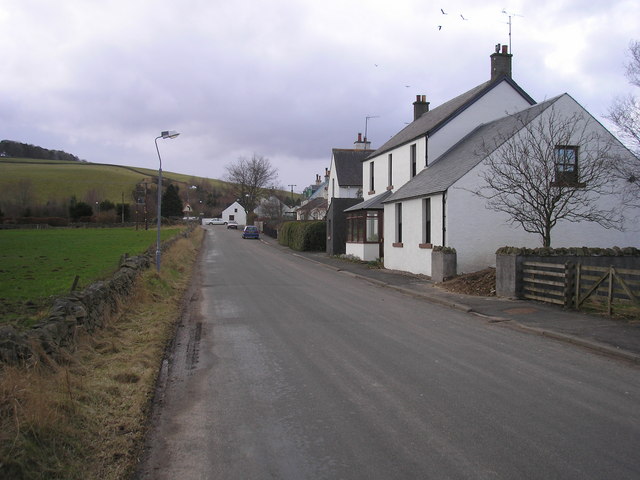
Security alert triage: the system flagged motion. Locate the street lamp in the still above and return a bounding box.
[154,130,180,272]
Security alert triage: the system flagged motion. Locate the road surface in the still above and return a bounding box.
[137,226,640,479]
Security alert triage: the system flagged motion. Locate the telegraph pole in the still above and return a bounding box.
[288,184,296,205]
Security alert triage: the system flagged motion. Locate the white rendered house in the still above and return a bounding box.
[222,201,247,225]
[345,45,639,275]
[345,45,535,262]
[383,94,639,275]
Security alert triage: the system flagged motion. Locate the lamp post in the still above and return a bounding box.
[154,130,180,272]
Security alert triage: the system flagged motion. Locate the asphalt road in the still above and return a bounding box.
[137,226,640,480]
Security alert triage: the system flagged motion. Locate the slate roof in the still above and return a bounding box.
[298,196,328,212]
[332,149,372,186]
[344,190,394,212]
[367,76,535,160]
[385,96,562,203]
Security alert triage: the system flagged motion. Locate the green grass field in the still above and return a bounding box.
[0,158,228,206]
[0,227,183,325]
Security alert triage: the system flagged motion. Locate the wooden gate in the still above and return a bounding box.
[576,265,640,315]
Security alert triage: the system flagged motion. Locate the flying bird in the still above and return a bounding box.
[440,8,447,14]
[460,14,468,20]
[438,25,442,30]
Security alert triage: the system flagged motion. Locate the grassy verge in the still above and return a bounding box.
[0,227,204,479]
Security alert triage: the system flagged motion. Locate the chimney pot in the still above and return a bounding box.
[357,133,362,142]
[413,94,430,120]
[490,43,512,81]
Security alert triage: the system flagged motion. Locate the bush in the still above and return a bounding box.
[278,220,326,251]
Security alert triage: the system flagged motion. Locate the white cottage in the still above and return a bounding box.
[222,201,247,225]
[383,94,639,275]
[345,44,639,276]
[346,44,535,262]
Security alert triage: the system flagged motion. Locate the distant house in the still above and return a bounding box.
[326,134,374,255]
[254,196,294,220]
[295,170,329,221]
[297,197,327,221]
[222,201,247,225]
[343,44,639,275]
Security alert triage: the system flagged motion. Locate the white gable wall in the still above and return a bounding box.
[222,201,247,225]
[383,93,640,276]
[448,163,640,274]
[447,94,640,273]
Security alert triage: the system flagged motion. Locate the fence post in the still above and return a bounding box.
[564,261,576,309]
[608,266,614,316]
[575,262,581,310]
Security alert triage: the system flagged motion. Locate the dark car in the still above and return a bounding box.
[227,221,238,229]
[242,225,259,239]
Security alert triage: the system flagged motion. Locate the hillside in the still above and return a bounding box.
[0,157,232,217]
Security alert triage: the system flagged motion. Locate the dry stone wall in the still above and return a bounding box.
[0,229,192,365]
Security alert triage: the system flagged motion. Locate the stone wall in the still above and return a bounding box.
[0,228,193,365]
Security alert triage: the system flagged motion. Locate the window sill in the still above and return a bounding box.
[392,242,403,248]
[419,243,433,249]
[368,190,376,195]
[551,180,586,188]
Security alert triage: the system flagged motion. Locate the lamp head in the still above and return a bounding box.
[161,130,180,139]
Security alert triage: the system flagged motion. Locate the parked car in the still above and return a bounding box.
[207,218,226,225]
[242,225,260,239]
[227,221,238,229]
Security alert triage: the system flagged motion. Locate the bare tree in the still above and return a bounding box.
[257,195,287,221]
[607,40,640,207]
[474,105,623,247]
[225,154,278,214]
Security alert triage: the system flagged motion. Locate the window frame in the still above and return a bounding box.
[346,210,382,244]
[554,145,580,186]
[422,197,431,246]
[410,144,417,178]
[369,161,375,193]
[394,203,403,246]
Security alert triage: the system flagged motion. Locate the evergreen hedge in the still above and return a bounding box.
[278,220,326,251]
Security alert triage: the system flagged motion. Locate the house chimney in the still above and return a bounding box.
[490,43,512,81]
[354,132,372,150]
[413,94,430,121]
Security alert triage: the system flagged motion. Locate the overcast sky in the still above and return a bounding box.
[1,0,638,193]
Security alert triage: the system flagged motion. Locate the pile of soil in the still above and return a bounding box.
[438,267,496,296]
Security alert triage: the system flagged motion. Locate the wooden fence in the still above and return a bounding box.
[521,260,640,314]
[522,261,571,306]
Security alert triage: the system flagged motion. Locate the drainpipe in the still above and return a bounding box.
[442,190,447,246]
